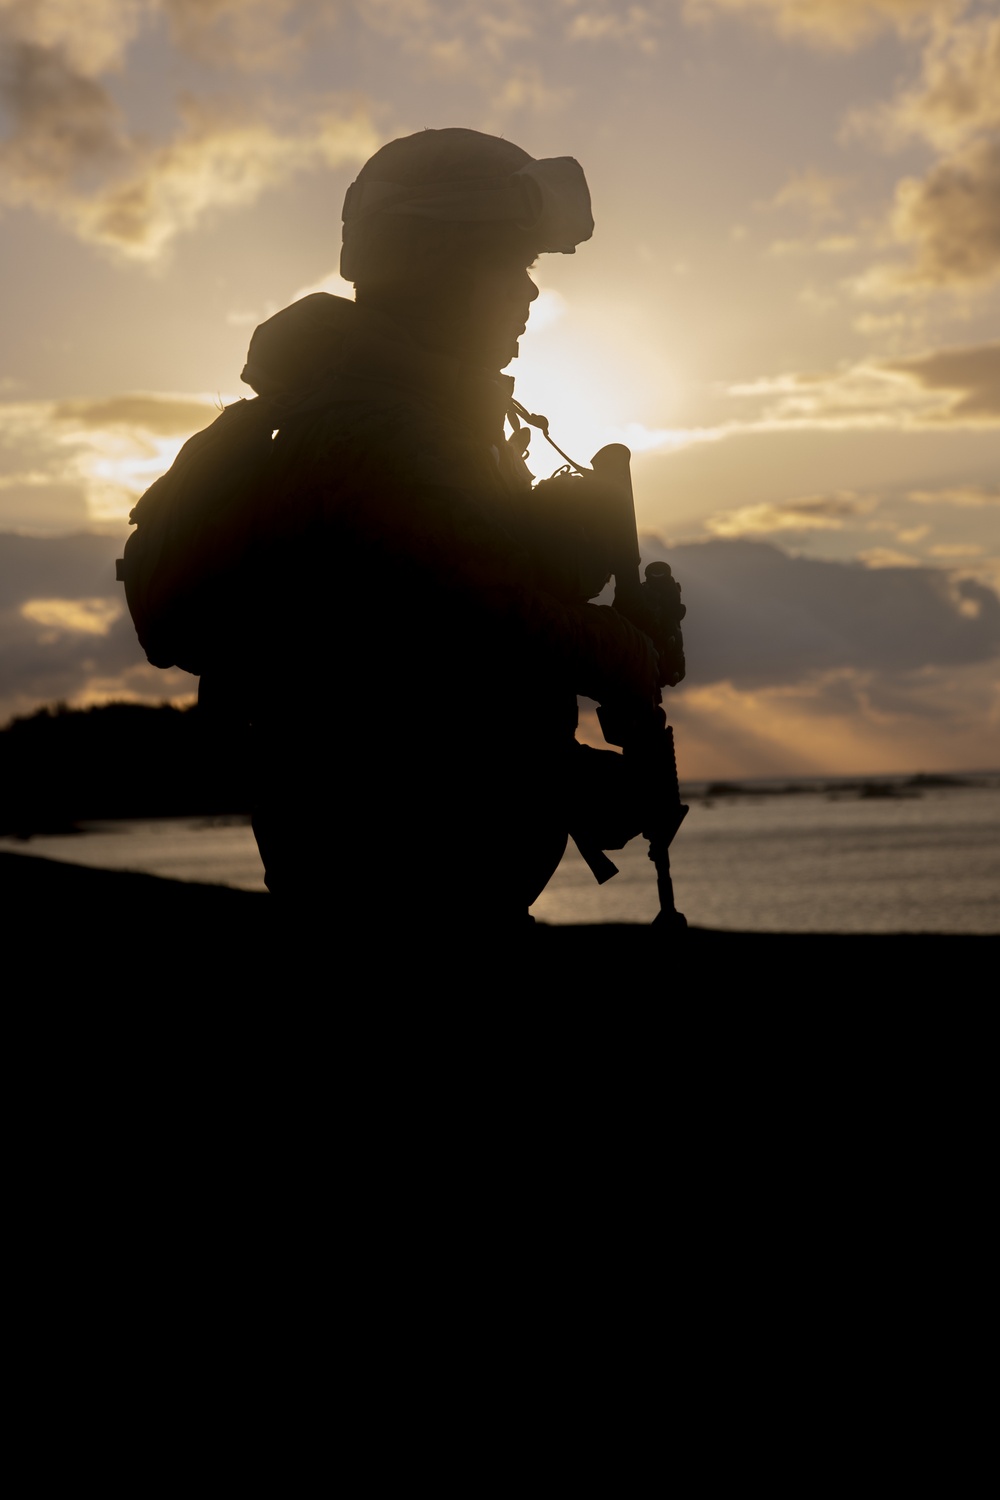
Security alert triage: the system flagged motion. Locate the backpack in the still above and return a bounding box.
[116,396,279,677]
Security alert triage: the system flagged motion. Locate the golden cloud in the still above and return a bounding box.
[52,395,218,434]
[707,494,876,536]
[768,235,859,255]
[682,0,959,50]
[727,364,927,426]
[0,390,241,530]
[567,6,662,49]
[852,311,915,335]
[661,665,995,776]
[854,11,1000,150]
[725,340,1000,430]
[159,0,310,74]
[856,547,924,567]
[908,484,1000,506]
[0,41,378,261]
[882,136,1000,289]
[771,169,850,221]
[838,12,1000,300]
[0,40,128,198]
[83,96,377,262]
[885,341,1000,419]
[21,596,123,634]
[588,339,1000,457]
[0,0,142,75]
[641,536,1000,722]
[360,0,533,62]
[493,63,573,114]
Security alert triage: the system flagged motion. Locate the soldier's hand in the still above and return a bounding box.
[636,630,663,702]
[658,639,686,689]
[578,603,661,710]
[606,617,661,705]
[615,561,687,688]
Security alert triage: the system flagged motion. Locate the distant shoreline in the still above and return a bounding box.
[4,773,998,840]
[3,701,998,838]
[683,771,1000,800]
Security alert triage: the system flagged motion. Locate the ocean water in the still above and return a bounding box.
[534,785,1000,934]
[3,782,998,933]
[1,815,268,894]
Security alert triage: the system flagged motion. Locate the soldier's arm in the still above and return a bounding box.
[291,403,662,705]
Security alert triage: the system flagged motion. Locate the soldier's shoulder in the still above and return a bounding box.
[289,381,476,478]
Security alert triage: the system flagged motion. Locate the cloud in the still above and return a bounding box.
[0,0,143,75]
[726,341,1000,429]
[5,529,997,768]
[529,339,1000,465]
[158,0,311,73]
[0,476,88,532]
[0,40,129,198]
[771,169,850,221]
[658,659,999,777]
[837,14,1000,298]
[884,341,1000,420]
[21,596,122,634]
[724,366,912,422]
[896,524,930,543]
[601,422,724,454]
[768,235,859,256]
[861,135,1000,292]
[76,95,378,263]
[494,63,573,113]
[594,532,1000,773]
[359,0,534,64]
[51,395,219,435]
[644,534,1000,689]
[527,337,995,459]
[927,542,983,557]
[682,0,959,50]
[0,530,152,723]
[855,546,925,567]
[350,2,574,105]
[818,236,858,253]
[0,530,121,603]
[908,484,1000,506]
[0,0,320,79]
[707,493,876,536]
[0,27,378,261]
[0,391,226,531]
[567,5,662,50]
[852,310,915,335]
[852,11,1000,151]
[228,265,359,334]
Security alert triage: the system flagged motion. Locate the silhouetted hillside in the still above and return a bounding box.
[0,701,251,833]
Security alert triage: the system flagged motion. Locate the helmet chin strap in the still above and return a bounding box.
[507,395,587,476]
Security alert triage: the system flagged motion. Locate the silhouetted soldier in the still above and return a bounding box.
[236,129,661,945]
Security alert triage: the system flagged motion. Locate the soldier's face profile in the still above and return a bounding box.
[462,247,540,369]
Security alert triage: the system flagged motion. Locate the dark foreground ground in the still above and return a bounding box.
[5,850,994,996]
[8,847,997,1188]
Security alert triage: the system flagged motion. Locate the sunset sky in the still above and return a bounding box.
[1,0,998,778]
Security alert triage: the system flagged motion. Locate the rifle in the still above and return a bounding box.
[584,443,688,932]
[508,402,688,929]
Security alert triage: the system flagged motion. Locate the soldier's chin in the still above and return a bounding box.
[498,336,520,370]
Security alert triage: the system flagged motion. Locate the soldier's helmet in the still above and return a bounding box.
[340,127,594,287]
